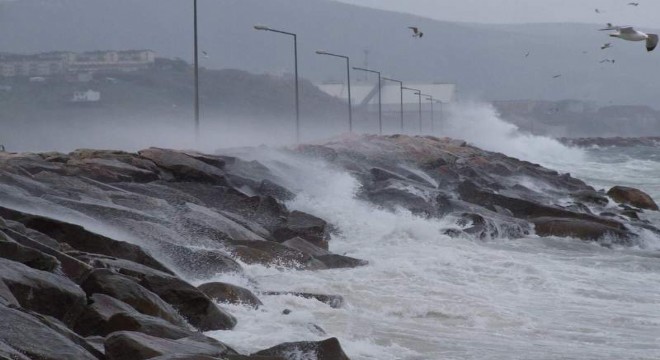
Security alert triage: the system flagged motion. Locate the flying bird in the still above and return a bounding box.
[599,59,615,63]
[524,51,530,57]
[628,2,639,6]
[595,8,601,13]
[202,50,209,58]
[408,26,424,38]
[600,25,658,52]
[552,74,562,78]
[601,42,613,49]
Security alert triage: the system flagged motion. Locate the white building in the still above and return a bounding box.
[72,90,101,103]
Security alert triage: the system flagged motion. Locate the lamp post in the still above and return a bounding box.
[422,94,436,134]
[353,67,382,135]
[402,87,422,134]
[254,25,300,143]
[316,50,352,133]
[383,77,403,133]
[193,0,200,142]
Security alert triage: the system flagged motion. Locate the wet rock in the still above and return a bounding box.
[366,180,436,217]
[80,269,189,328]
[0,205,174,274]
[253,337,350,360]
[67,157,160,183]
[138,148,228,185]
[258,179,295,201]
[607,186,659,210]
[314,254,369,269]
[370,167,407,182]
[226,239,322,269]
[531,217,632,243]
[571,190,609,207]
[281,236,331,257]
[0,304,100,360]
[104,331,235,360]
[1,227,92,283]
[282,309,291,315]
[137,273,237,331]
[73,293,139,337]
[225,356,287,360]
[159,243,243,279]
[0,280,18,306]
[458,181,625,229]
[74,255,236,331]
[273,211,330,250]
[197,282,263,309]
[262,292,344,308]
[0,232,60,272]
[0,257,86,326]
[105,311,195,339]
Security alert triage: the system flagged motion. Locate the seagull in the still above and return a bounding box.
[628,2,639,6]
[601,42,613,49]
[600,25,658,52]
[408,26,424,38]
[599,59,615,63]
[524,51,530,57]
[595,8,601,13]
[552,74,562,78]
[202,51,209,58]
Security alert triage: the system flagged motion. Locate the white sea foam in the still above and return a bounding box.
[204,145,660,359]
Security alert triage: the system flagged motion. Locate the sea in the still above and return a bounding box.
[199,103,660,359]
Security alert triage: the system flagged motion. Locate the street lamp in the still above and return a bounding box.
[424,95,435,134]
[353,67,382,135]
[383,77,403,133]
[193,0,200,142]
[254,25,300,143]
[402,87,422,134]
[316,50,352,133]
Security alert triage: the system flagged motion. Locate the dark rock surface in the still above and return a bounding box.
[104,331,235,360]
[254,337,350,360]
[1,135,658,359]
[198,282,263,309]
[607,186,659,211]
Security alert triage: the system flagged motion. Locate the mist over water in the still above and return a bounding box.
[201,141,660,359]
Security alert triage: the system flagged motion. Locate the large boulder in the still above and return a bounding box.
[607,186,659,210]
[105,311,195,339]
[0,232,60,272]
[0,258,86,326]
[104,331,235,360]
[197,282,263,309]
[0,304,100,360]
[1,227,92,283]
[80,269,188,328]
[0,206,174,274]
[273,211,330,250]
[531,217,633,244]
[138,148,228,185]
[74,253,237,331]
[253,337,350,360]
[73,293,140,337]
[137,273,237,331]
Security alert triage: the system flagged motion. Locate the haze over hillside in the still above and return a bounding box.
[0,0,658,108]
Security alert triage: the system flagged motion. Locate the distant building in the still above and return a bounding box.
[0,50,155,78]
[72,90,101,103]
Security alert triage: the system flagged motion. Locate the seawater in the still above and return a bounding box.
[203,103,660,359]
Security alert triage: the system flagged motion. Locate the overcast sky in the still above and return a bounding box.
[336,0,659,29]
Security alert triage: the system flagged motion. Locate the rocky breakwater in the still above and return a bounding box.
[0,135,658,359]
[297,134,659,245]
[0,147,363,359]
[559,136,660,148]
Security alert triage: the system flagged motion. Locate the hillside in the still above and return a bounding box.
[0,0,659,107]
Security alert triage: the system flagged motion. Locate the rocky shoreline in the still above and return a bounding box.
[0,135,658,359]
[559,136,660,148]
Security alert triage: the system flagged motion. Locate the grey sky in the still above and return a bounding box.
[336,0,659,28]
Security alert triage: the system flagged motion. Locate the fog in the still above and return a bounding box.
[2,0,660,152]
